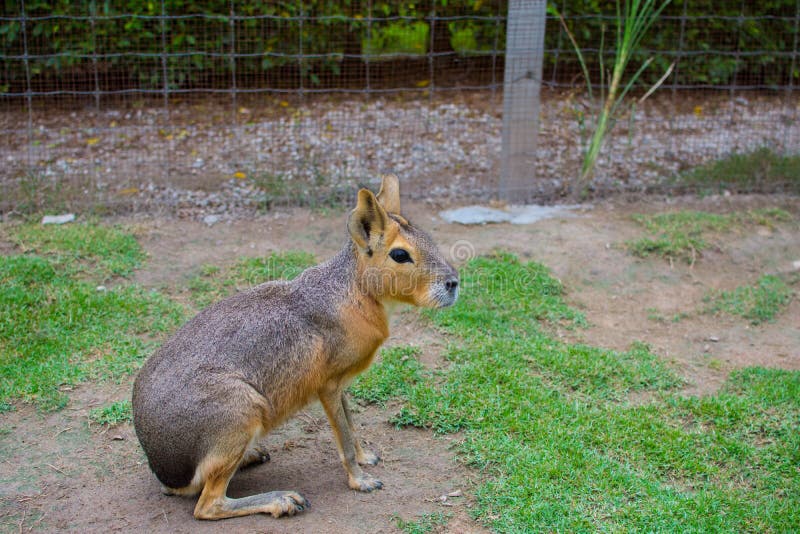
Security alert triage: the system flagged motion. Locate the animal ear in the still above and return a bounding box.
[376,173,401,215]
[348,188,388,251]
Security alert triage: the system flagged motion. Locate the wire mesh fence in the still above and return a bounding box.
[1,1,798,215]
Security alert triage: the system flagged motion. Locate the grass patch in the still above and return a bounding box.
[705,274,794,325]
[188,251,315,308]
[627,208,792,263]
[89,400,132,425]
[11,221,146,278]
[675,148,800,194]
[393,511,451,534]
[0,223,183,411]
[349,346,426,407]
[353,252,799,531]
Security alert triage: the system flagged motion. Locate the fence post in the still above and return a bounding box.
[90,0,100,110]
[500,0,547,203]
[20,0,33,168]
[786,0,800,156]
[159,0,168,110]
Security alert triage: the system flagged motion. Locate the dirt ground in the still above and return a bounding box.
[1,194,799,533]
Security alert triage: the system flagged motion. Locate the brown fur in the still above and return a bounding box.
[132,174,459,520]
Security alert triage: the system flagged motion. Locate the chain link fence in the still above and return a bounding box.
[1,1,798,215]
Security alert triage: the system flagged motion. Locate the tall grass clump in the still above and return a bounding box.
[557,0,674,198]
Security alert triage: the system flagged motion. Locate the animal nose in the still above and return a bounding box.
[445,278,459,292]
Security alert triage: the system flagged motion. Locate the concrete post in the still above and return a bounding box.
[500,0,547,202]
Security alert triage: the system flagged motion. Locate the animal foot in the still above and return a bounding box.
[358,449,380,466]
[349,473,383,492]
[269,491,309,518]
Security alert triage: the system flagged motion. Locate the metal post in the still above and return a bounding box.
[500,0,547,202]
[672,0,688,96]
[298,8,304,98]
[491,13,500,105]
[90,0,100,110]
[427,4,436,107]
[159,0,168,109]
[159,0,170,185]
[785,0,800,156]
[729,0,745,123]
[366,0,372,93]
[230,0,237,117]
[20,0,33,168]
[550,0,567,86]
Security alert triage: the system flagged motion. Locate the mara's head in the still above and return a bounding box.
[347,174,459,308]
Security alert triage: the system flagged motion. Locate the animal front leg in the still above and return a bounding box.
[341,393,380,466]
[320,388,383,492]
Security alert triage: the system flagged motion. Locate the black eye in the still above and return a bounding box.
[389,248,413,264]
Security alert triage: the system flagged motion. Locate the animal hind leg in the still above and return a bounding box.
[193,451,308,520]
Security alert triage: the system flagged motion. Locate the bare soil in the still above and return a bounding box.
[1,195,799,533]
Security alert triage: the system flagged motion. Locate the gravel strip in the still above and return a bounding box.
[1,92,796,218]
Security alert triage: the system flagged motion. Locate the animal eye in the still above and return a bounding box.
[389,248,413,264]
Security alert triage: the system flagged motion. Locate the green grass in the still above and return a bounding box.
[187,251,315,308]
[0,223,183,411]
[705,274,794,325]
[11,221,146,279]
[354,252,800,532]
[675,148,800,194]
[393,511,451,534]
[627,208,792,263]
[89,400,132,425]
[350,346,426,407]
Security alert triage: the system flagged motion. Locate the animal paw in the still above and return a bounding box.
[358,449,380,466]
[269,491,310,518]
[349,473,383,492]
[240,444,271,468]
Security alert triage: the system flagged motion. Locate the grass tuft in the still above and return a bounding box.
[11,222,146,278]
[349,346,426,407]
[675,148,800,194]
[627,209,793,263]
[187,251,316,308]
[705,274,793,324]
[393,511,451,534]
[89,400,132,425]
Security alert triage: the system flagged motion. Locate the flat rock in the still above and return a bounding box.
[41,213,76,225]
[203,214,220,227]
[440,204,586,225]
[439,206,511,224]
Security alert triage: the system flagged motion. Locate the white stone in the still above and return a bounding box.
[41,213,76,225]
[439,204,586,225]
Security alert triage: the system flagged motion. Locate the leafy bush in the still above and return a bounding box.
[1,1,795,92]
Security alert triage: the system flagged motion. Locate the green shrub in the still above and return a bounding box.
[1,1,794,91]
